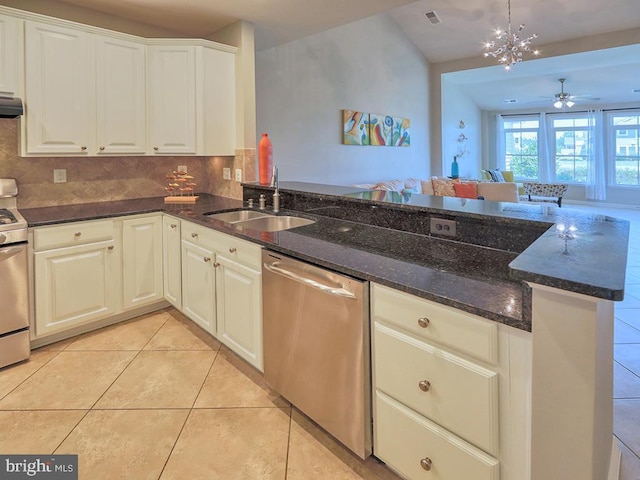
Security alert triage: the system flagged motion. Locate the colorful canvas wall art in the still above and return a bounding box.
[343,110,370,145]
[342,110,410,147]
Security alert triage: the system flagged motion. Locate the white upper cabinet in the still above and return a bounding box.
[0,14,20,96]
[202,47,236,156]
[24,21,92,155]
[23,20,147,156]
[148,43,237,156]
[95,35,146,154]
[147,45,197,154]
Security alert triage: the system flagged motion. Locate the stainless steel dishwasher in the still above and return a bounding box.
[262,250,371,459]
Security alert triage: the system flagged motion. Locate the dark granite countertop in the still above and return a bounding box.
[21,183,629,332]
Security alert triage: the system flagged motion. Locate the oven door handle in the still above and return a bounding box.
[263,261,357,299]
[0,245,25,259]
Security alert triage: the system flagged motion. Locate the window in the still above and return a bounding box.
[609,113,640,186]
[549,115,590,183]
[501,117,539,180]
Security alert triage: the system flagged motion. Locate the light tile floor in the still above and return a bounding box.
[0,308,400,480]
[1,203,638,479]
[567,203,640,479]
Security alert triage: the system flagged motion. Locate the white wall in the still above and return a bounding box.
[255,14,430,186]
[441,82,482,179]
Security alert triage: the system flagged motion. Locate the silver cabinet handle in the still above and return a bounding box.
[153,147,159,151]
[170,224,177,229]
[191,232,198,238]
[107,245,114,251]
[264,261,356,299]
[420,457,432,471]
[99,146,105,151]
[81,146,87,151]
[213,262,220,267]
[418,317,430,328]
[418,380,431,392]
[74,232,82,237]
[204,257,211,263]
[229,247,237,253]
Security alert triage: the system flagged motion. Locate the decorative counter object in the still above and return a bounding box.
[451,155,459,179]
[164,169,199,203]
[259,133,273,185]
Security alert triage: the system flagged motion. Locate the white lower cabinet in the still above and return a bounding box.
[33,220,119,337]
[162,215,182,308]
[179,220,263,370]
[181,238,217,335]
[371,283,511,480]
[32,214,165,340]
[216,254,262,370]
[122,214,163,310]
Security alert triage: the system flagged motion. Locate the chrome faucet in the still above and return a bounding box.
[272,167,280,213]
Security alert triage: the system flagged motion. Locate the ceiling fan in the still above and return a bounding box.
[551,78,601,109]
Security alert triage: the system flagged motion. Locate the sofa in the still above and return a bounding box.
[352,177,520,202]
[481,170,568,206]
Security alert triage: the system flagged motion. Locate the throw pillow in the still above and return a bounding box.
[432,178,459,196]
[421,178,436,195]
[404,178,421,191]
[373,179,405,191]
[453,182,478,199]
[485,168,505,182]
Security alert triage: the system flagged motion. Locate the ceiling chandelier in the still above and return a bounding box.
[554,78,575,109]
[483,0,540,70]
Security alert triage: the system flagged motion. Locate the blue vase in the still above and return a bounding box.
[451,156,459,178]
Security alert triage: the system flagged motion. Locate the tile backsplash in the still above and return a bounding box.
[0,118,256,208]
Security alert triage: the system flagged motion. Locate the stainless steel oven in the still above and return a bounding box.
[0,179,30,369]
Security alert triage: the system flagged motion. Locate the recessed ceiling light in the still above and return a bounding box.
[424,11,441,25]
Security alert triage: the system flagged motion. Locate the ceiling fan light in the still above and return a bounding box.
[566,100,575,108]
[554,100,563,109]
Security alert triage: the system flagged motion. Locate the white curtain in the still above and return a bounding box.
[539,113,553,182]
[496,114,505,169]
[585,109,606,200]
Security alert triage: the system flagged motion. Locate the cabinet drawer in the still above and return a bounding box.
[209,229,262,270]
[33,219,114,251]
[372,283,498,364]
[374,322,498,455]
[375,390,499,480]
[181,222,213,248]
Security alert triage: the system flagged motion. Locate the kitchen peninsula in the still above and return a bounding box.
[21,182,628,480]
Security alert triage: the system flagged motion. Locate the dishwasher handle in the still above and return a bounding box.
[263,261,357,299]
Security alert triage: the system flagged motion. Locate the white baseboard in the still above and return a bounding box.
[609,437,622,480]
[30,300,169,349]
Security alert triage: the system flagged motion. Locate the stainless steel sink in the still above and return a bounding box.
[206,210,274,223]
[234,215,316,232]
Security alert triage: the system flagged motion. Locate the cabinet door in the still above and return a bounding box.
[96,35,146,154]
[0,14,19,96]
[148,46,196,154]
[162,216,182,308]
[202,47,236,156]
[34,240,118,337]
[122,215,163,310]
[181,239,216,334]
[24,21,92,154]
[216,255,263,371]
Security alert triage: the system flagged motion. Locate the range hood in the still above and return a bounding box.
[0,97,23,118]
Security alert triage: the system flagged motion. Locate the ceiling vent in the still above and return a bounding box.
[503,99,518,104]
[424,11,441,25]
[633,89,640,94]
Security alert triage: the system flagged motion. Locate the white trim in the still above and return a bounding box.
[608,437,621,480]
[0,5,237,54]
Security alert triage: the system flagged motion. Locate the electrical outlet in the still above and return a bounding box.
[222,167,231,180]
[177,165,187,174]
[53,169,67,184]
[430,217,456,237]
[235,169,242,182]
